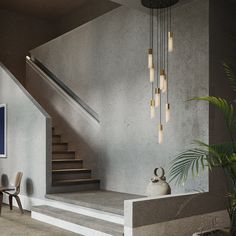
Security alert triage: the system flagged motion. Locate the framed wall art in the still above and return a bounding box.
[0,104,7,158]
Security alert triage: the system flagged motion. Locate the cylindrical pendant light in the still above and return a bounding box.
[155,88,160,107]
[150,99,155,119]
[168,32,174,52]
[160,69,165,90]
[165,103,170,122]
[158,124,163,144]
[150,65,155,82]
[141,0,178,143]
[148,49,153,69]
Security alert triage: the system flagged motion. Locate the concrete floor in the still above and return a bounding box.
[46,190,143,215]
[0,205,80,236]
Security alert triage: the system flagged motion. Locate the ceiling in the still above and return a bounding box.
[111,0,191,13]
[0,0,89,20]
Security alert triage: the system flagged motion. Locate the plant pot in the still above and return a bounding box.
[193,228,229,236]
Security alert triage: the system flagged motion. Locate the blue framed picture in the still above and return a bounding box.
[0,104,6,158]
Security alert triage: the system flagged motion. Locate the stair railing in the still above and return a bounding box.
[26,55,100,123]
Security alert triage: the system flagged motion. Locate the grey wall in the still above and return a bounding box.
[124,192,228,235]
[208,0,236,194]
[28,0,209,195]
[0,64,51,199]
[56,0,119,35]
[0,9,58,85]
[0,1,119,86]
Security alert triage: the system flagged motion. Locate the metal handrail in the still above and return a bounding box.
[26,56,100,123]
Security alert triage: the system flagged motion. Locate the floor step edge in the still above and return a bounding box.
[32,211,116,236]
[32,206,123,236]
[43,197,124,225]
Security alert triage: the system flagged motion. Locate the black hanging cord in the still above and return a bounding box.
[156,8,159,87]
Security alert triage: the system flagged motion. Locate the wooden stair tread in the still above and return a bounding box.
[52,151,75,154]
[52,159,82,162]
[53,179,100,186]
[52,168,91,173]
[52,143,67,145]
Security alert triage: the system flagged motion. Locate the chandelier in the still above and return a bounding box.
[141,0,179,143]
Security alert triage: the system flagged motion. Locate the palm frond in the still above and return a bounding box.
[169,148,208,184]
[198,141,236,166]
[190,96,236,135]
[169,141,236,186]
[224,63,236,92]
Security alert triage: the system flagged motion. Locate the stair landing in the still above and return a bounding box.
[32,190,143,236]
[46,190,143,215]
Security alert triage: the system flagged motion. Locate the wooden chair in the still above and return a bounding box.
[4,172,23,214]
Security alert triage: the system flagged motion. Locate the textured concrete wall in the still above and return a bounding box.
[57,0,119,35]
[0,9,58,85]
[0,1,119,86]
[128,210,228,236]
[29,0,209,195]
[0,64,51,199]
[208,0,236,195]
[124,191,228,235]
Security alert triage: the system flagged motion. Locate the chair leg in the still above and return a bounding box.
[14,195,23,214]
[9,195,13,210]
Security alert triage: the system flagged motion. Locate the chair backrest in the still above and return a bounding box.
[14,172,23,195]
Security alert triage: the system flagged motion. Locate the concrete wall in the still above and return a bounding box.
[57,0,119,35]
[28,0,209,195]
[0,63,51,199]
[122,1,236,235]
[0,1,119,86]
[0,9,58,85]
[124,191,228,235]
[208,0,236,195]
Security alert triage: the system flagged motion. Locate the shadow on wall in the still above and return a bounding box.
[1,174,34,196]
[1,174,9,186]
[26,178,34,196]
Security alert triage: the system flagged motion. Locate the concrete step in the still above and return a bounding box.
[49,182,100,193]
[52,143,68,151]
[52,168,92,181]
[32,205,124,236]
[52,151,75,160]
[52,159,83,170]
[44,194,124,225]
[52,178,100,186]
[52,135,61,143]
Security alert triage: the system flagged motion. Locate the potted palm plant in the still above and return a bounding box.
[169,64,236,236]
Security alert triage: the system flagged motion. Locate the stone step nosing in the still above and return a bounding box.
[52,179,100,186]
[43,197,124,224]
[52,159,82,162]
[52,168,91,173]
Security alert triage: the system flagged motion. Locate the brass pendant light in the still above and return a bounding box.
[142,0,178,143]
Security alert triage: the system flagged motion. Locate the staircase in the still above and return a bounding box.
[51,127,100,192]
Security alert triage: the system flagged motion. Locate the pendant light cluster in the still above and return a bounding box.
[142,0,178,143]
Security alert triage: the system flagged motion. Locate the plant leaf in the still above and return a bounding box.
[224,63,236,92]
[190,96,236,136]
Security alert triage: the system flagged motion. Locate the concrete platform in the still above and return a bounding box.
[0,204,79,236]
[32,205,124,236]
[46,190,143,215]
